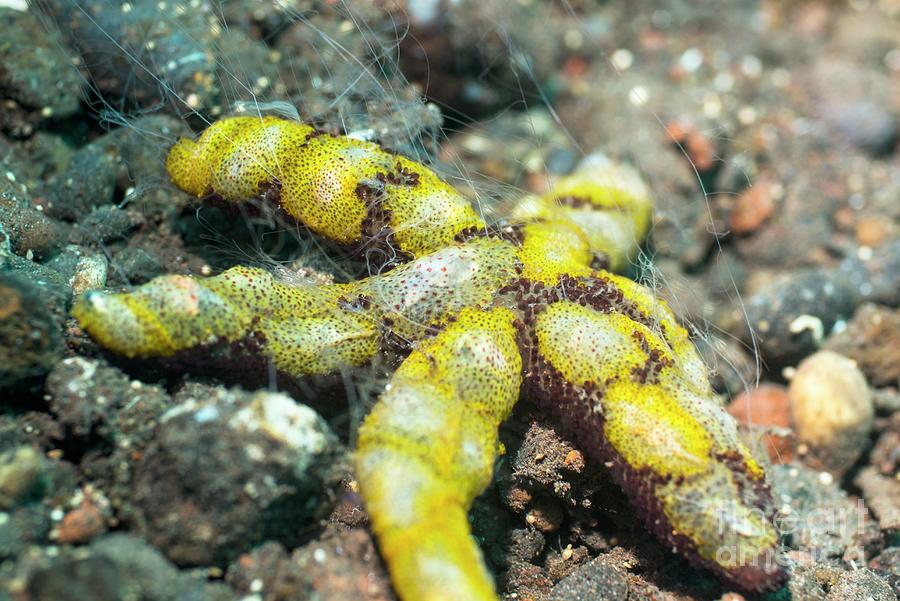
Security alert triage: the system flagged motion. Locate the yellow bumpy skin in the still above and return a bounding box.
[355,307,522,601]
[515,273,785,591]
[73,238,523,377]
[510,154,654,271]
[166,116,482,257]
[72,266,379,377]
[353,237,521,340]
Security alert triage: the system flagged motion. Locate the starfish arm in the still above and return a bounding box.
[355,307,522,601]
[521,275,788,592]
[508,155,654,272]
[166,116,482,258]
[72,265,380,376]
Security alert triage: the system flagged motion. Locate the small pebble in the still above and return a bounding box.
[726,384,793,462]
[738,270,857,369]
[855,216,891,247]
[56,499,105,544]
[0,447,46,509]
[524,495,564,533]
[70,254,108,296]
[730,179,777,235]
[789,351,873,473]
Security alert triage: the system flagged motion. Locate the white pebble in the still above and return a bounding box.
[789,351,873,473]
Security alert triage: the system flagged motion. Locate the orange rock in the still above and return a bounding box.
[563,449,585,472]
[237,553,255,569]
[56,499,105,544]
[562,56,589,79]
[730,180,777,234]
[726,383,794,462]
[665,120,716,171]
[855,215,889,247]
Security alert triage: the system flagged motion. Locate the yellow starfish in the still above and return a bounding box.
[73,115,786,600]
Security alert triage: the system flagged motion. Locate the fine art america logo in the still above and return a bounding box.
[712,498,870,569]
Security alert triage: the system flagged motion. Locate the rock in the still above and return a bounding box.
[810,58,898,157]
[0,504,51,560]
[55,498,107,544]
[0,168,63,260]
[862,242,900,307]
[0,272,64,390]
[69,253,108,296]
[824,568,896,601]
[0,8,83,119]
[769,463,876,560]
[525,494,565,533]
[0,447,47,509]
[77,206,137,244]
[132,386,345,566]
[42,247,86,284]
[396,1,565,122]
[838,241,900,308]
[227,531,396,601]
[726,383,793,463]
[110,247,164,285]
[44,358,171,527]
[665,119,719,174]
[873,389,900,414]
[505,560,553,599]
[4,254,72,317]
[854,467,900,535]
[42,116,191,223]
[508,528,546,563]
[508,420,600,500]
[274,8,443,154]
[869,547,900,596]
[855,215,892,248]
[27,555,125,601]
[37,0,218,115]
[46,357,169,443]
[733,242,900,368]
[782,563,831,601]
[26,533,231,601]
[546,555,629,601]
[729,177,778,235]
[736,269,858,370]
[694,332,756,396]
[789,351,874,473]
[544,544,590,583]
[870,413,900,476]
[501,418,610,539]
[103,115,192,221]
[437,108,578,195]
[824,304,900,388]
[91,534,216,599]
[732,180,836,270]
[44,139,119,221]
